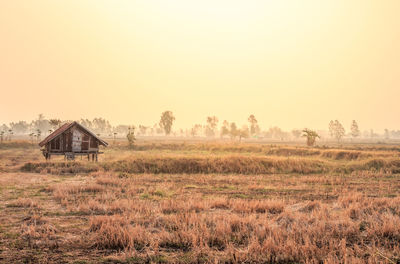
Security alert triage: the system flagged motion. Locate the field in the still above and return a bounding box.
[1,141,400,263]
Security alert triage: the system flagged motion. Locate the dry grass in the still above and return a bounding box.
[45,171,400,263]
[20,155,400,175]
[0,141,400,263]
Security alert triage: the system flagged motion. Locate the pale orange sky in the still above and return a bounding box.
[0,1,399,131]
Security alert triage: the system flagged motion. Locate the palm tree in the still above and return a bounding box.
[302,129,320,146]
[8,129,13,141]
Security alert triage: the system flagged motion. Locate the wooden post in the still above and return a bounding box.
[87,154,90,161]
[95,153,98,162]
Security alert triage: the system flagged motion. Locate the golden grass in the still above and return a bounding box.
[42,171,400,263]
[1,142,400,263]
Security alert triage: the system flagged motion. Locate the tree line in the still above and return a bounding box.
[1,113,399,144]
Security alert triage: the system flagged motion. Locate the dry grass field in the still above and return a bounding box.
[1,141,400,263]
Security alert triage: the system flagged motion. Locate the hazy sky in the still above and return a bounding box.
[1,1,399,131]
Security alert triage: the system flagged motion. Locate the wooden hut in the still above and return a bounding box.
[38,121,108,161]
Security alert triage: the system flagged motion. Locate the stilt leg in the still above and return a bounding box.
[95,153,98,162]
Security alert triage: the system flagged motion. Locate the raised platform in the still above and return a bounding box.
[41,150,103,161]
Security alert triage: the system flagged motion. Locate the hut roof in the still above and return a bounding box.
[38,121,108,147]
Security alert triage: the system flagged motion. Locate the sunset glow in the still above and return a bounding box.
[1,1,400,130]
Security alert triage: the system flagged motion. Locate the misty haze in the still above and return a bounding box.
[1,1,400,263]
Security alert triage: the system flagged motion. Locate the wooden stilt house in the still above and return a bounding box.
[38,121,108,161]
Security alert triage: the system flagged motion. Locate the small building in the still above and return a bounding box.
[39,121,108,161]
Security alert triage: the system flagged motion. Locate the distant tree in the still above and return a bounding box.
[126,126,136,148]
[238,125,250,142]
[159,111,175,135]
[248,115,260,137]
[80,119,93,129]
[33,114,51,133]
[220,120,230,138]
[384,129,390,140]
[265,126,285,140]
[114,125,130,135]
[36,129,41,142]
[190,124,202,137]
[0,131,4,143]
[29,133,35,144]
[229,122,238,139]
[7,129,13,141]
[138,125,149,136]
[370,129,375,138]
[331,120,345,142]
[10,121,29,134]
[0,124,9,133]
[205,116,219,137]
[291,129,302,139]
[390,130,400,138]
[328,120,335,138]
[49,119,62,131]
[350,120,360,139]
[302,128,320,146]
[152,123,163,135]
[92,118,112,134]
